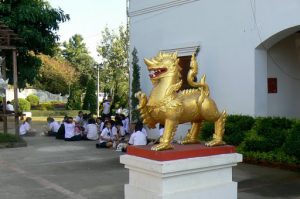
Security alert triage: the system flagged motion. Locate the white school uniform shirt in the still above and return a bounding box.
[159,128,164,136]
[19,122,30,135]
[129,130,147,145]
[6,103,14,111]
[142,128,147,137]
[99,127,114,143]
[85,124,99,140]
[112,126,118,136]
[122,117,129,133]
[99,122,105,132]
[118,126,126,136]
[103,101,111,114]
[64,123,75,138]
[49,121,60,133]
[75,115,83,125]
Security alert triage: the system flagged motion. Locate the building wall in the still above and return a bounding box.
[267,33,300,118]
[129,0,300,137]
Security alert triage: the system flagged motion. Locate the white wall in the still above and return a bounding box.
[129,0,300,138]
[5,88,68,103]
[129,0,257,116]
[267,33,300,118]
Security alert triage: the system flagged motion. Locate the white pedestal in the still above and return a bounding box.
[120,153,242,199]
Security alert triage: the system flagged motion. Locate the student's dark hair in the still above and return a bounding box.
[135,121,143,132]
[159,123,164,129]
[7,101,11,104]
[83,113,89,120]
[78,111,83,114]
[66,117,73,123]
[47,117,54,123]
[111,120,116,126]
[120,114,125,120]
[104,120,111,126]
[88,118,95,124]
[116,121,123,126]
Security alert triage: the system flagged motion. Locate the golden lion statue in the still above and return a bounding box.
[135,52,226,151]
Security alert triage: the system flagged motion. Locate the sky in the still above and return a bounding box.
[48,0,127,62]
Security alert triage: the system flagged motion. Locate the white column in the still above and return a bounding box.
[120,153,242,199]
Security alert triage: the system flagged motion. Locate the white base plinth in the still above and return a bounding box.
[120,153,242,199]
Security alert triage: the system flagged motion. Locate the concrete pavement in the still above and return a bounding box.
[0,135,299,199]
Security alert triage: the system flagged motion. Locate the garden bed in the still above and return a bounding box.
[243,157,300,172]
[200,115,300,171]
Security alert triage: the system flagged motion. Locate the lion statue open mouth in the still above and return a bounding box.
[135,52,226,151]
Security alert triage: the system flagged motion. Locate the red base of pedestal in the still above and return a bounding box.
[127,144,236,161]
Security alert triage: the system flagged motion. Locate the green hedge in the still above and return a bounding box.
[283,122,300,160]
[0,133,19,143]
[32,101,66,111]
[26,94,39,106]
[200,115,300,166]
[200,115,255,146]
[31,110,89,117]
[12,98,31,111]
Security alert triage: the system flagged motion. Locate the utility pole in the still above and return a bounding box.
[96,64,100,117]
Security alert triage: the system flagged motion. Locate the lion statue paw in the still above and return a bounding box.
[205,139,225,147]
[151,143,174,151]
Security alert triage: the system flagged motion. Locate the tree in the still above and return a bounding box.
[82,79,97,114]
[130,48,141,121]
[66,85,82,110]
[97,26,129,109]
[33,54,77,95]
[0,0,69,88]
[62,34,96,87]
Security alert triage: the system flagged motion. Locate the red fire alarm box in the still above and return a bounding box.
[268,78,277,93]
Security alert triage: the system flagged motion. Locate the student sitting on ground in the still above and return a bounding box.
[74,111,83,125]
[56,116,68,139]
[83,118,99,141]
[128,121,147,146]
[119,121,147,152]
[44,117,60,136]
[19,117,36,136]
[64,117,81,141]
[96,120,115,148]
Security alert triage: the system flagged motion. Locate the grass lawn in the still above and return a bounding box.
[31,116,64,122]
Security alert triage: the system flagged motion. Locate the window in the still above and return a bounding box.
[268,78,277,93]
[178,55,193,90]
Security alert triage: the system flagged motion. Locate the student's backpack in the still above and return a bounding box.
[56,124,65,139]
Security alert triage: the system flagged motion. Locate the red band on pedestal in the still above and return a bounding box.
[127,144,236,161]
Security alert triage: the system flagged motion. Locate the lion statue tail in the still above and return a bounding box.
[187,54,210,96]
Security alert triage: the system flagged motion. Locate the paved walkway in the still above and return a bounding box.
[0,135,299,199]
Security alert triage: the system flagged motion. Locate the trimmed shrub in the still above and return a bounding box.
[284,122,300,159]
[26,94,39,106]
[242,117,294,152]
[238,148,299,165]
[200,122,214,141]
[31,110,88,117]
[35,103,55,110]
[200,115,255,145]
[12,98,31,112]
[0,133,19,143]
